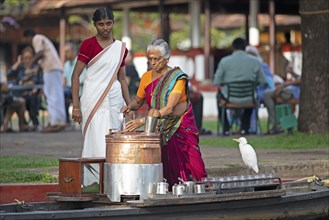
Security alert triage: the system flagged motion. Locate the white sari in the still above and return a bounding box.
[80,41,126,158]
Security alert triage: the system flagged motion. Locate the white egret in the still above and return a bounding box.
[232,137,259,173]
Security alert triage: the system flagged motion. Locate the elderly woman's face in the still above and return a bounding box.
[147,49,167,72]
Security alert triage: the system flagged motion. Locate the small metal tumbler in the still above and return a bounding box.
[145,116,158,134]
[194,184,206,194]
[156,182,168,195]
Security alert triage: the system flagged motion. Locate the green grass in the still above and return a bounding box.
[0,119,328,183]
[0,170,57,183]
[0,156,58,183]
[202,118,269,133]
[201,119,329,150]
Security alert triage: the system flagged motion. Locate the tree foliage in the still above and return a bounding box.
[113,11,244,53]
[1,0,29,15]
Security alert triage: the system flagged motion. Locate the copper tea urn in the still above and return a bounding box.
[105,131,163,202]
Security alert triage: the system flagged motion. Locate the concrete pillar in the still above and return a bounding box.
[189,0,201,48]
[122,7,131,50]
[249,0,259,46]
[59,7,66,66]
[204,0,211,79]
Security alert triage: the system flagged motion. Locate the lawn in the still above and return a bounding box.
[201,119,329,149]
[0,119,328,183]
[0,156,58,183]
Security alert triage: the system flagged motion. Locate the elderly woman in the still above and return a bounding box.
[121,39,207,187]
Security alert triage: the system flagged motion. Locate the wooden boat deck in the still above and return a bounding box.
[0,183,328,220]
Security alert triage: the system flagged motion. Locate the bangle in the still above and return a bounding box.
[73,108,80,111]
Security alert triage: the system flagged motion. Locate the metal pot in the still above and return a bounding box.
[106,131,162,164]
[105,130,163,202]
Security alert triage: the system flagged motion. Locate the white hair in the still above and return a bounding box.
[146,39,170,59]
[246,45,262,62]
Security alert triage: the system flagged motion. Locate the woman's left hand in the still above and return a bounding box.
[125,119,144,132]
[148,108,161,117]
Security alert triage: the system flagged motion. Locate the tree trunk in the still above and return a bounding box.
[298,0,329,133]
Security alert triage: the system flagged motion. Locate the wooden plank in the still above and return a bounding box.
[127,189,286,207]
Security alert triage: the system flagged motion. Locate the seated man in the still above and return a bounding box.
[0,82,29,132]
[263,68,300,134]
[213,37,266,135]
[7,46,43,131]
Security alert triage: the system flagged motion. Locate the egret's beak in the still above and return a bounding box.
[232,139,239,142]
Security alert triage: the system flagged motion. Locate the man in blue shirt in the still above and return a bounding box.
[63,42,85,123]
[213,38,266,135]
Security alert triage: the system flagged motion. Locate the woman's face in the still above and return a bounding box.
[147,49,168,73]
[21,51,33,67]
[94,17,114,38]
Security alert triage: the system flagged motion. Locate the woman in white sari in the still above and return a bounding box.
[71,7,130,158]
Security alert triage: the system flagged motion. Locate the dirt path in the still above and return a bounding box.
[0,129,328,178]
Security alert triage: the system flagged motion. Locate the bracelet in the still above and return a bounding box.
[73,108,80,111]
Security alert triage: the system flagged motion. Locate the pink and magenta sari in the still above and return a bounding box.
[144,67,207,187]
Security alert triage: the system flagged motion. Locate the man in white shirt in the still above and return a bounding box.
[23,29,66,132]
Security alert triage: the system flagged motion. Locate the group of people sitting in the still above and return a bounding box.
[0,46,43,132]
[0,37,84,133]
[214,37,300,135]
[1,34,299,136]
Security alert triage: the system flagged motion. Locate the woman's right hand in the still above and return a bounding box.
[125,118,144,132]
[121,106,130,113]
[72,108,82,124]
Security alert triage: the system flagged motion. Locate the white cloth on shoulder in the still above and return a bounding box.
[80,41,125,158]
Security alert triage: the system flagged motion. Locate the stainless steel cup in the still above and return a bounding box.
[156,182,168,194]
[194,184,206,194]
[148,182,157,195]
[185,181,195,194]
[145,116,158,134]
